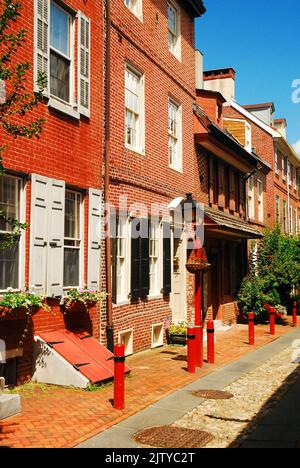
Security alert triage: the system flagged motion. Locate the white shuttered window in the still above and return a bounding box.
[78,13,91,117]
[35,0,50,94]
[88,189,101,290]
[0,176,23,291]
[30,175,100,296]
[34,1,91,117]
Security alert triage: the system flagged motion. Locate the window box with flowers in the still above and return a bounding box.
[0,290,49,320]
[63,289,105,312]
[167,322,187,346]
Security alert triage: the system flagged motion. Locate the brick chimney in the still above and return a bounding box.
[203,68,236,103]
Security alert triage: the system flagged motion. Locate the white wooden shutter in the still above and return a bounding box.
[35,0,50,95]
[30,174,49,296]
[47,179,65,297]
[78,13,91,117]
[88,189,101,290]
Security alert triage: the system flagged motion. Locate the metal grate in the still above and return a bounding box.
[134,426,213,448]
[192,390,234,400]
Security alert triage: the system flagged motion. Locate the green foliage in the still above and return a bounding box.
[237,276,278,317]
[168,322,187,335]
[64,289,105,310]
[238,227,300,318]
[0,291,45,310]
[0,0,46,247]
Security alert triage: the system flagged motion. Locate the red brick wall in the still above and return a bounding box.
[104,0,199,352]
[0,0,103,383]
[223,106,275,228]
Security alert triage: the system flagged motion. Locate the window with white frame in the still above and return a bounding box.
[64,190,82,288]
[248,176,255,220]
[275,151,279,175]
[149,221,160,296]
[167,1,181,59]
[288,161,291,186]
[168,99,182,171]
[125,66,144,153]
[124,0,142,20]
[112,216,128,304]
[50,1,73,104]
[35,0,91,117]
[294,169,297,191]
[116,217,127,302]
[257,179,264,223]
[294,208,298,234]
[245,122,252,152]
[283,200,287,232]
[276,196,280,226]
[289,206,293,234]
[282,157,287,180]
[0,176,22,291]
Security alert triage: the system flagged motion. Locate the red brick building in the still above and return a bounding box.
[202,69,300,235]
[193,90,267,324]
[103,0,206,355]
[0,0,103,383]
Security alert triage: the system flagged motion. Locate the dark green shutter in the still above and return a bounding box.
[140,218,150,298]
[131,219,141,300]
[163,222,172,294]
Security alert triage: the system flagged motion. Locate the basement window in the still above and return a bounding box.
[151,323,164,349]
[0,358,18,387]
[119,329,133,356]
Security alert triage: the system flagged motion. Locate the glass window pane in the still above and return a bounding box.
[0,177,19,232]
[50,2,69,56]
[50,50,70,102]
[0,235,19,290]
[65,191,79,239]
[64,248,79,287]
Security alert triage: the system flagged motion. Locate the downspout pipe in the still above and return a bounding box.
[105,0,114,352]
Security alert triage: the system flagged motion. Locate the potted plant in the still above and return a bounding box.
[186,258,211,274]
[167,322,187,346]
[64,289,104,311]
[274,304,287,318]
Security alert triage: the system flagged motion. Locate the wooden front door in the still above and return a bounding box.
[210,249,221,320]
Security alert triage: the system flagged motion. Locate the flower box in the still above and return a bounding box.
[168,333,187,346]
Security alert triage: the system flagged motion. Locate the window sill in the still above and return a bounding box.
[169,165,183,174]
[168,48,182,63]
[125,144,145,157]
[113,299,131,307]
[148,294,164,300]
[48,98,80,120]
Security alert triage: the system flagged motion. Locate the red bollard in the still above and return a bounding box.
[269,308,276,336]
[207,321,215,364]
[114,344,125,410]
[248,312,255,345]
[194,325,203,368]
[187,327,196,373]
[293,301,298,328]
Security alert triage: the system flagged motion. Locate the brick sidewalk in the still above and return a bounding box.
[0,321,295,448]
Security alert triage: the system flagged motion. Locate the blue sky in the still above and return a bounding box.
[194,0,300,153]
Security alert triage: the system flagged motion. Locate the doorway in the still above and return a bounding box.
[171,231,187,323]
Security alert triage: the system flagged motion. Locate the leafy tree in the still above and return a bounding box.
[0,0,46,248]
[238,227,300,318]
